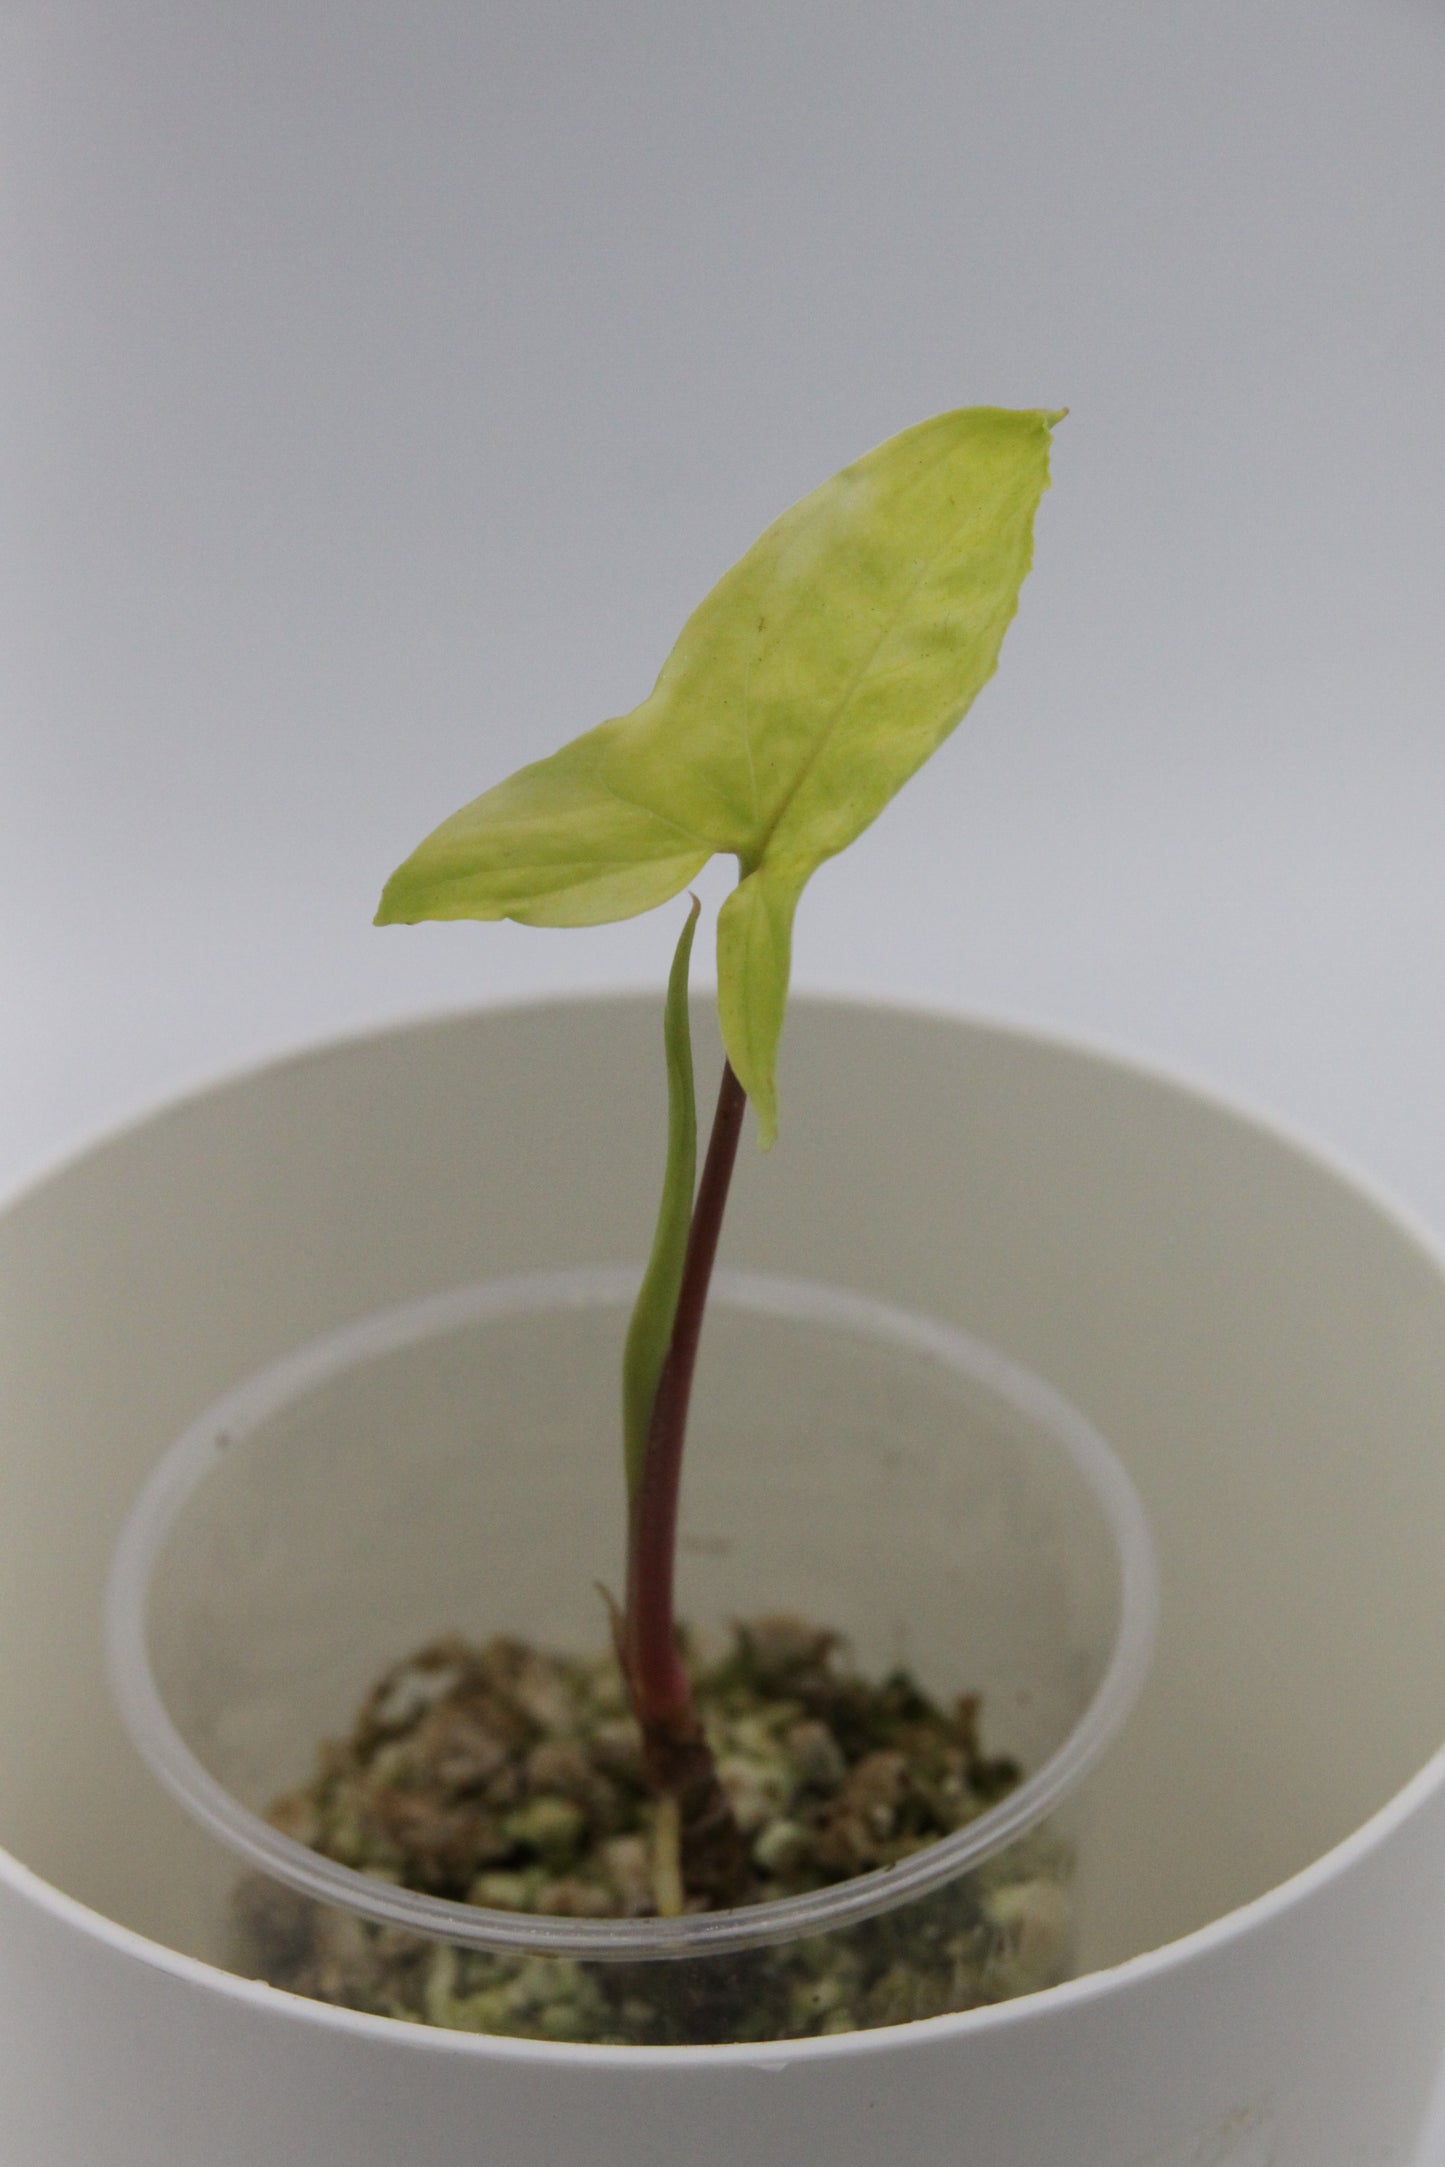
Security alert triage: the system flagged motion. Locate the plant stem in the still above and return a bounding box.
[623,1057,752,1905]
[624,1057,745,1720]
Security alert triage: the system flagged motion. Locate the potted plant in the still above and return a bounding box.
[104,406,1165,2048]
[7,414,1445,2164]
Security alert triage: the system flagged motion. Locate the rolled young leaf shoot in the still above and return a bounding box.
[621,897,700,1497]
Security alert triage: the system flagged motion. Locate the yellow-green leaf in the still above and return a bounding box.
[375,721,711,928]
[377,406,1061,1138]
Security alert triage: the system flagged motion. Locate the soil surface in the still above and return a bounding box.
[234,1616,1073,2044]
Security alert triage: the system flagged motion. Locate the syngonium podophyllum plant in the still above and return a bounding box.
[376,406,1062,1908]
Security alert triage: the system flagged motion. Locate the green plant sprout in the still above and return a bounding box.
[377,406,1061,1909]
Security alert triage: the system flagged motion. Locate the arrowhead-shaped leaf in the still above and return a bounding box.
[377,406,1062,1142]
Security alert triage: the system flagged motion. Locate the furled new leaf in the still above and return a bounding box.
[377,406,1061,1142]
[621,897,699,1498]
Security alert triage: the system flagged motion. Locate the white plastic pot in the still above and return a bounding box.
[4,995,1445,2163]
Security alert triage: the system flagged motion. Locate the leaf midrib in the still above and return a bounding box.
[738,488,948,868]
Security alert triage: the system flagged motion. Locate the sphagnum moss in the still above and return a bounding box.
[233,1616,1073,2046]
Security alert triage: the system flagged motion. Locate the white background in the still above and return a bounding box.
[5,0,1445,2144]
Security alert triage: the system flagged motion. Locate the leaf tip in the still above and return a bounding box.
[372,874,408,927]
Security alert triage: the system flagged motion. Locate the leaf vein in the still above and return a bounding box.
[750,528,947,858]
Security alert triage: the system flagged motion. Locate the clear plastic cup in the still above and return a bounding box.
[106,1268,1156,2045]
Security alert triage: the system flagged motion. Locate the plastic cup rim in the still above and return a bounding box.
[104,1265,1159,1961]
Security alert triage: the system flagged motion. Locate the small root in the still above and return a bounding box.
[650,1792,685,1918]
[640,1704,756,1909]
